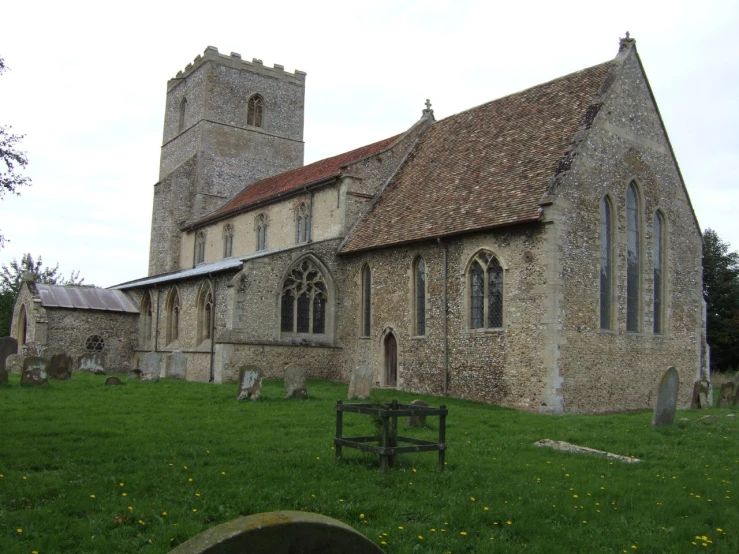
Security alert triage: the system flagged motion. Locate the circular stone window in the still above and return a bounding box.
[85,335,105,352]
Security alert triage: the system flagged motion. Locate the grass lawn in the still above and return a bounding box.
[1,372,737,554]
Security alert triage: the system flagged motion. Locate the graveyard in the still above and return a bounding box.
[0,371,737,553]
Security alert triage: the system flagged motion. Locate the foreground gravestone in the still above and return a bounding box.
[142,352,162,377]
[168,351,187,380]
[47,351,74,380]
[237,366,263,400]
[652,366,679,426]
[22,342,44,358]
[140,372,160,382]
[0,366,7,387]
[717,382,735,408]
[408,399,429,427]
[127,369,142,380]
[348,365,372,400]
[284,363,307,399]
[0,336,18,376]
[21,357,49,386]
[6,354,23,374]
[691,380,710,409]
[105,376,123,386]
[78,352,105,373]
[168,511,385,554]
[734,383,739,407]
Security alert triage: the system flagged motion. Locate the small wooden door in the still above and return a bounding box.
[385,333,397,387]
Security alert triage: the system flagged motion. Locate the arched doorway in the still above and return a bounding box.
[384,332,397,387]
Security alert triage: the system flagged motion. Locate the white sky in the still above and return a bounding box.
[0,0,737,287]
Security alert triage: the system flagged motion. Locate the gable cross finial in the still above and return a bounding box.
[425,99,432,111]
[423,98,434,117]
[619,31,635,52]
[625,31,630,39]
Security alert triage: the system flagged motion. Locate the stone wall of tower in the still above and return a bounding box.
[148,47,306,276]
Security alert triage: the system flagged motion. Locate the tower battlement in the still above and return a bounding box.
[168,46,306,90]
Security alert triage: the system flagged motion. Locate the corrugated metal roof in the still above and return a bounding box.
[111,257,244,290]
[35,284,140,313]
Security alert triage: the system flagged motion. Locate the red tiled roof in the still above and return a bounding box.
[340,61,614,253]
[195,134,400,226]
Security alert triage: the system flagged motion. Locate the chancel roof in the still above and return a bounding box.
[340,61,614,253]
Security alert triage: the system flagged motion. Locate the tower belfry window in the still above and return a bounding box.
[178,97,187,133]
[247,94,264,127]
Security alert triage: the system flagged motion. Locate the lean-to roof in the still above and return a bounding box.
[34,284,139,313]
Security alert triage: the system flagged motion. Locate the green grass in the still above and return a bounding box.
[0,373,737,554]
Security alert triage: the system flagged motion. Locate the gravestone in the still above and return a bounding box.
[691,380,710,409]
[168,351,187,380]
[0,366,7,387]
[284,363,307,399]
[78,352,105,373]
[127,369,142,380]
[0,336,18,375]
[22,342,44,358]
[734,383,739,407]
[105,376,123,386]
[408,399,429,427]
[717,382,735,408]
[167,510,385,554]
[140,372,160,382]
[348,365,372,400]
[237,365,262,401]
[652,366,679,426]
[142,352,162,377]
[47,351,74,380]
[21,357,49,387]
[6,354,23,374]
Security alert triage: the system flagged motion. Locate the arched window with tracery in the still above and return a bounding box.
[247,94,264,127]
[626,182,642,332]
[468,250,503,329]
[296,202,310,244]
[653,211,666,334]
[256,213,268,251]
[600,196,614,330]
[178,97,187,133]
[141,292,153,344]
[223,223,234,258]
[414,257,426,336]
[196,282,214,343]
[280,259,328,335]
[195,231,206,264]
[361,264,371,337]
[166,288,180,344]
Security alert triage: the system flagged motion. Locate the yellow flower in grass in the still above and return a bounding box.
[16,528,22,534]
[360,514,365,519]
[128,506,133,511]
[188,478,193,482]
[398,526,404,530]
[162,511,167,517]
[418,535,423,540]
[221,472,226,475]
[470,496,475,502]
[119,482,124,487]
[90,494,96,499]
[460,531,467,536]
[192,508,198,513]
[484,506,489,511]
[138,520,145,526]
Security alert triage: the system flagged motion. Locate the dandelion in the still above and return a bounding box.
[138,520,146,526]
[507,521,512,525]
[192,508,198,513]
[22,476,27,480]
[430,528,436,532]
[398,526,404,530]
[418,535,424,540]
[716,528,723,533]
[119,482,124,487]
[188,478,193,482]
[573,494,579,499]
[128,506,133,511]
[470,496,475,501]
[221,472,226,475]
[583,520,587,524]
[16,528,22,534]
[196,493,201,497]
[460,531,467,536]
[90,494,96,499]
[339,499,344,503]
[412,468,417,473]
[316,457,320,461]
[206,450,210,454]
[162,511,167,516]
[311,494,316,498]
[122,493,127,497]
[360,514,365,519]
[0,474,3,478]
[380,541,387,546]
[484,506,489,511]
[183,466,188,469]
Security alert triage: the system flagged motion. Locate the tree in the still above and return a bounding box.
[702,228,739,372]
[1,56,32,247]
[0,254,84,336]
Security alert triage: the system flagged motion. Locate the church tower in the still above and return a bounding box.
[148,46,306,275]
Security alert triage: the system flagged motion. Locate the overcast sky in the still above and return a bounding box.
[1,0,737,287]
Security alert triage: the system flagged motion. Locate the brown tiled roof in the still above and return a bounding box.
[340,61,614,253]
[195,134,400,226]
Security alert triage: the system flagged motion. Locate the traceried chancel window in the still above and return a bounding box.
[247,94,264,127]
[626,182,641,332]
[469,250,503,330]
[414,257,426,336]
[600,197,614,330]
[653,211,666,334]
[280,259,328,334]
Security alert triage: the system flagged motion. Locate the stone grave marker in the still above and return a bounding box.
[127,369,142,380]
[237,365,262,401]
[105,376,123,386]
[652,366,679,426]
[78,352,105,373]
[168,351,187,380]
[348,365,372,400]
[0,336,18,375]
[0,366,7,387]
[717,382,735,408]
[734,383,739,407]
[21,357,49,387]
[408,399,429,427]
[142,352,162,377]
[47,351,74,380]
[691,380,710,409]
[141,372,160,382]
[168,510,385,554]
[22,342,44,358]
[6,354,23,374]
[284,363,307,399]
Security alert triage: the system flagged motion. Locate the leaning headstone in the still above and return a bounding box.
[22,342,44,358]
[284,363,307,399]
[237,365,263,401]
[168,510,385,554]
[140,372,160,382]
[0,336,18,374]
[691,380,710,409]
[47,351,74,380]
[168,351,187,380]
[6,354,23,374]
[652,367,679,426]
[78,352,105,373]
[347,365,372,400]
[717,382,735,408]
[21,357,49,387]
[408,399,429,427]
[142,352,162,377]
[105,376,123,386]
[127,369,142,380]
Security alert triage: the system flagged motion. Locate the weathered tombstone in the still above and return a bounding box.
[408,399,429,427]
[168,351,187,380]
[142,352,162,377]
[237,365,263,401]
[284,363,307,399]
[0,366,7,387]
[47,351,74,380]
[78,352,105,373]
[347,365,372,400]
[140,372,160,382]
[6,354,23,374]
[21,357,49,387]
[652,367,679,426]
[127,369,142,380]
[691,380,710,409]
[734,383,739,407]
[168,510,385,554]
[0,336,18,377]
[717,382,735,408]
[22,342,44,358]
[105,376,123,386]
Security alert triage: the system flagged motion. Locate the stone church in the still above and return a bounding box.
[10,36,706,413]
